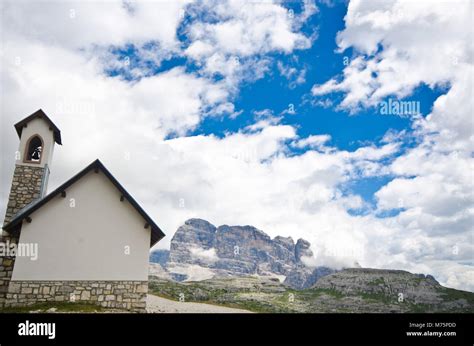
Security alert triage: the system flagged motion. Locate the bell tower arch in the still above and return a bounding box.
[3,109,62,225]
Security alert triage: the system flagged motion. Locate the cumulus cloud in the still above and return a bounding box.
[292,134,331,150]
[2,1,189,49]
[312,0,472,110]
[185,0,313,57]
[189,246,218,263]
[184,0,316,89]
[277,61,307,88]
[300,255,318,268]
[310,0,474,291]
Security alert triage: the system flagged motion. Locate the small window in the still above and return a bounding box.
[24,135,43,163]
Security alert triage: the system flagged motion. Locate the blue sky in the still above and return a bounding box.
[105,1,444,212]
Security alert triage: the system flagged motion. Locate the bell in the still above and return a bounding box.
[31,149,41,160]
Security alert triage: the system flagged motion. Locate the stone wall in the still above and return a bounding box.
[0,164,47,307]
[3,164,45,226]
[0,234,19,308]
[1,164,45,307]
[3,280,148,312]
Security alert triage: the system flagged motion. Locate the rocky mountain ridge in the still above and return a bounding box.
[151,218,334,289]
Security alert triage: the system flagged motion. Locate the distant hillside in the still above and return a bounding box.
[149,219,474,313]
[149,268,474,313]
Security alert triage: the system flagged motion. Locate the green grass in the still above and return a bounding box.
[275,291,296,303]
[149,280,291,313]
[219,298,283,313]
[0,302,104,313]
[359,291,394,304]
[149,278,474,313]
[437,287,474,304]
[408,303,434,313]
[368,277,386,286]
[302,288,345,299]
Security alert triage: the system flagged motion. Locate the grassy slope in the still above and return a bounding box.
[149,278,474,313]
[2,277,472,313]
[1,302,104,313]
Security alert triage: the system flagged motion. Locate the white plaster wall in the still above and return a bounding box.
[17,117,55,168]
[11,169,152,281]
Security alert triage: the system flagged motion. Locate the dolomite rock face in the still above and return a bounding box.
[295,238,313,263]
[152,218,332,288]
[169,219,217,266]
[213,224,296,275]
[284,266,335,290]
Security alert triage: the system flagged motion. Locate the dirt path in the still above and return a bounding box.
[146,294,252,313]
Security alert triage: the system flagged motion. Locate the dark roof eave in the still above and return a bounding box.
[14,109,62,145]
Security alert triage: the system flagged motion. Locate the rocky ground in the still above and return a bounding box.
[146,294,251,313]
[149,268,474,313]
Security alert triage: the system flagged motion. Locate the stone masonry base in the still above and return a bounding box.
[0,234,18,308]
[4,164,45,225]
[4,280,148,312]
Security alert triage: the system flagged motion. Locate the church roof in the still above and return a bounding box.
[3,159,165,247]
[14,109,62,145]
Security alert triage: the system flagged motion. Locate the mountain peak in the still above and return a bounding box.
[162,218,329,288]
[184,218,217,232]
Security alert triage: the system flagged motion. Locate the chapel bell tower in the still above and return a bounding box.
[3,109,62,226]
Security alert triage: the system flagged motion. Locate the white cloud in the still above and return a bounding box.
[186,0,312,57]
[352,142,399,161]
[245,109,283,131]
[184,0,315,88]
[277,61,307,88]
[300,255,318,268]
[312,0,472,110]
[189,246,218,263]
[310,0,474,291]
[292,134,331,149]
[2,0,190,50]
